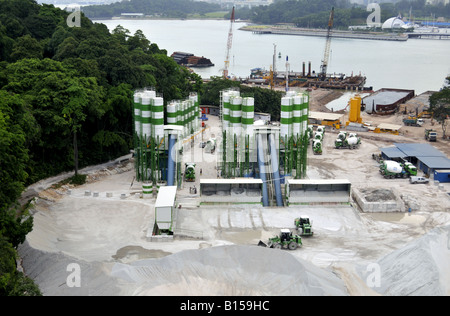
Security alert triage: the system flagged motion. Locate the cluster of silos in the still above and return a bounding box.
[167,93,200,139]
[133,88,165,184]
[133,88,200,187]
[220,89,255,178]
[279,91,309,179]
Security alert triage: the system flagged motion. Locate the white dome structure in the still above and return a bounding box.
[382,17,405,29]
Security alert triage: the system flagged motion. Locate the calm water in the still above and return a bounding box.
[96,19,450,95]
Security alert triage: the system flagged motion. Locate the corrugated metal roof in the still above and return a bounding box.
[418,156,450,169]
[394,143,446,158]
[381,147,406,158]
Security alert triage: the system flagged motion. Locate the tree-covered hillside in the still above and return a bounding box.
[82,0,222,19]
[235,0,450,28]
[0,0,201,295]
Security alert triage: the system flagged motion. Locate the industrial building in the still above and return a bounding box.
[363,88,415,115]
[285,179,351,205]
[380,143,450,181]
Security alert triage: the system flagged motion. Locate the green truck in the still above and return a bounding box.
[294,216,314,236]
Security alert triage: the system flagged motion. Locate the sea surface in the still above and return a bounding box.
[95,19,450,95]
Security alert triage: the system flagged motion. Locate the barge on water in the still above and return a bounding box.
[245,66,368,91]
[171,51,214,68]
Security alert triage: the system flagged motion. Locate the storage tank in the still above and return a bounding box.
[222,91,231,130]
[133,91,142,139]
[301,93,309,134]
[280,96,293,139]
[230,95,242,136]
[152,96,164,143]
[167,101,178,126]
[293,94,302,138]
[141,94,152,142]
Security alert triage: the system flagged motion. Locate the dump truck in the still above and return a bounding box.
[379,160,407,178]
[294,216,313,236]
[184,163,196,182]
[425,129,437,142]
[258,229,302,250]
[403,118,423,127]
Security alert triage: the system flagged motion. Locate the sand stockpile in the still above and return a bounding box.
[356,225,450,296]
[111,245,348,296]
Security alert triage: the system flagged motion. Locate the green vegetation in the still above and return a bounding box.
[201,77,283,121]
[429,77,450,139]
[235,0,450,29]
[0,0,201,295]
[82,0,222,19]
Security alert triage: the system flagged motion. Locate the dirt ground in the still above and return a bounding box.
[18,88,450,296]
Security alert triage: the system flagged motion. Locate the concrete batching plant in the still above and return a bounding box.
[133,88,200,191]
[219,88,310,206]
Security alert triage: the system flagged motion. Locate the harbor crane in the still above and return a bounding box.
[223,6,235,79]
[320,7,334,80]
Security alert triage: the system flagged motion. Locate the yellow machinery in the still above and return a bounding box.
[347,94,362,124]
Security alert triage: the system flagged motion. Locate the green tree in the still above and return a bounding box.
[429,77,450,139]
[0,91,30,209]
[10,34,43,61]
[0,235,41,296]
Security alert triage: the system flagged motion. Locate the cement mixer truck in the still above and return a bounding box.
[312,139,322,155]
[184,163,196,182]
[379,160,407,179]
[335,133,361,149]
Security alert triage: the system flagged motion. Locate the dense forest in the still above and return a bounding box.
[0,0,284,295]
[0,0,202,295]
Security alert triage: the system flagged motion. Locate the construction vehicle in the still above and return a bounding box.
[258,229,302,250]
[184,163,196,182]
[335,133,361,149]
[319,7,334,80]
[223,6,235,79]
[402,162,417,176]
[425,129,437,142]
[379,160,407,178]
[294,216,313,236]
[205,137,216,154]
[403,118,423,126]
[312,139,322,155]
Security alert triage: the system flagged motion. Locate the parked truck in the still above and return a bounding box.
[402,162,417,176]
[184,163,196,182]
[403,118,424,127]
[312,139,322,155]
[425,129,437,142]
[379,160,407,178]
[335,133,361,149]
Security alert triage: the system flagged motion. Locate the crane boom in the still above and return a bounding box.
[320,7,334,80]
[223,6,235,79]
